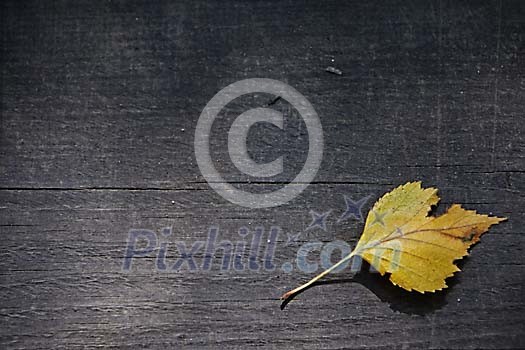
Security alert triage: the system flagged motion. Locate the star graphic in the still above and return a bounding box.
[306,210,332,232]
[370,210,387,227]
[337,194,371,223]
[286,232,302,245]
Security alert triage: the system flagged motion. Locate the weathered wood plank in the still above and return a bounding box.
[1,0,524,349]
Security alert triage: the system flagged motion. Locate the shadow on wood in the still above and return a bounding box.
[280,260,466,315]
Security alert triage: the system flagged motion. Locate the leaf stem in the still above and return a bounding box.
[281,251,357,300]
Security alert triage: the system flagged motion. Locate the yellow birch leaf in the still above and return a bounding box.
[282,181,506,300]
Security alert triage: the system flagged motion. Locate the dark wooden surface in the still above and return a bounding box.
[1,0,524,348]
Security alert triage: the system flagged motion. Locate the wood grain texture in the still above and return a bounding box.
[1,0,524,348]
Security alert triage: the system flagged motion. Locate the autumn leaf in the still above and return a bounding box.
[281,182,506,300]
